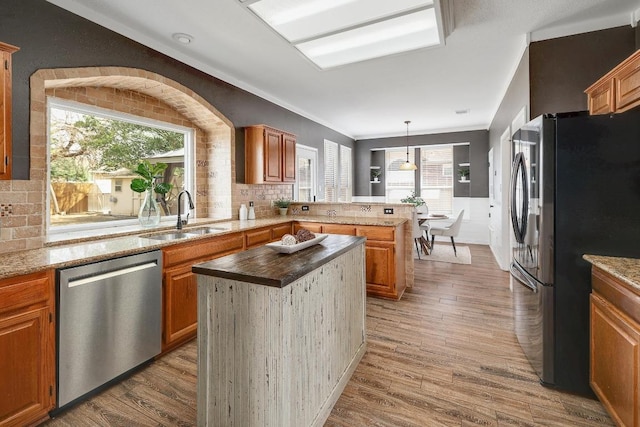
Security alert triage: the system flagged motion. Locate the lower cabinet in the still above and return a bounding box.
[590,267,640,427]
[162,224,293,353]
[162,232,244,353]
[0,270,55,427]
[294,221,406,300]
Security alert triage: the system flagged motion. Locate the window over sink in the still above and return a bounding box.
[46,97,195,235]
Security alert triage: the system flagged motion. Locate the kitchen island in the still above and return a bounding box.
[193,234,367,427]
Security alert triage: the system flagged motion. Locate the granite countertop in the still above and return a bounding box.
[193,234,366,288]
[0,215,407,280]
[583,254,640,292]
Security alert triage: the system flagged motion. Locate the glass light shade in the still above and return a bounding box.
[399,160,417,171]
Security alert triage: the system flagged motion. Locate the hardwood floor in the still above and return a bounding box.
[44,245,612,426]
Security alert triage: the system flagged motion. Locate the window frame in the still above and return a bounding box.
[46,97,195,235]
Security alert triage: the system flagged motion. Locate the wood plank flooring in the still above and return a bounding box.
[43,245,613,426]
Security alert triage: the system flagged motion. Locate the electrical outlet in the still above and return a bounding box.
[301,205,309,211]
[384,208,394,214]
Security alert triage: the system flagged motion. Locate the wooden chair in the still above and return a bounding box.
[429,210,464,256]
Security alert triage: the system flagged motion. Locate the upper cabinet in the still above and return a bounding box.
[245,124,296,184]
[585,49,640,115]
[0,42,19,180]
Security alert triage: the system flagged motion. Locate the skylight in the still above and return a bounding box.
[244,0,446,69]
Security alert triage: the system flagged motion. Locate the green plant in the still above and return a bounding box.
[130,160,173,195]
[400,191,425,207]
[458,167,470,179]
[371,169,382,180]
[273,197,291,208]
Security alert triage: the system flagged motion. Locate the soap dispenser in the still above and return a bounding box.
[239,204,248,221]
[248,201,256,220]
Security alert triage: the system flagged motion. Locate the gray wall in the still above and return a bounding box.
[354,130,489,198]
[530,26,635,118]
[0,0,354,180]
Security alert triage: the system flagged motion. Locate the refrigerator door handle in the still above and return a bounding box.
[510,262,538,293]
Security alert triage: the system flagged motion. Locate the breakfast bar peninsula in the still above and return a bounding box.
[192,234,367,427]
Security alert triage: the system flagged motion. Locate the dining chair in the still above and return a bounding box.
[429,209,464,256]
[412,210,425,259]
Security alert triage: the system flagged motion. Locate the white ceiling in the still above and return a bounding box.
[46,0,640,139]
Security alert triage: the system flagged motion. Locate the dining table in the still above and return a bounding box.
[416,213,449,255]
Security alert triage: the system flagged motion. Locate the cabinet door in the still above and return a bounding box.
[282,134,296,182]
[586,79,615,115]
[264,129,282,182]
[0,307,54,426]
[364,241,395,298]
[615,57,640,113]
[0,46,16,180]
[590,293,639,427]
[163,264,198,351]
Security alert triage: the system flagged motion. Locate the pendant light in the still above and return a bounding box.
[399,120,417,170]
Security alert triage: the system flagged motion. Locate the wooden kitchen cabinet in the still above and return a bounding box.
[293,221,323,233]
[162,232,244,353]
[0,42,19,180]
[590,266,640,427]
[357,225,406,300]
[322,224,356,235]
[293,221,407,300]
[245,223,293,249]
[585,49,640,115]
[245,124,296,184]
[0,270,55,427]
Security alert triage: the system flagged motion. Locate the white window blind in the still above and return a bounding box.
[324,140,339,202]
[324,140,352,202]
[420,146,453,214]
[385,148,415,203]
[339,145,352,202]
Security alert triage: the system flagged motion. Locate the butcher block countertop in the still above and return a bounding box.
[193,234,366,287]
[583,254,640,293]
[0,215,407,280]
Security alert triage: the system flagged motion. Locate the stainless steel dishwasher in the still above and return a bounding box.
[56,250,162,410]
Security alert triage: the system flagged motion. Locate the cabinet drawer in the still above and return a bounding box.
[271,223,292,241]
[293,222,323,233]
[164,232,244,267]
[245,227,272,249]
[357,226,395,241]
[592,267,640,325]
[322,224,356,235]
[0,271,51,315]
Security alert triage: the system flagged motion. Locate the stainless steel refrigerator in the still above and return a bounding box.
[509,110,640,396]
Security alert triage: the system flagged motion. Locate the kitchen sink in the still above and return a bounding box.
[144,231,198,241]
[143,226,230,241]
[187,226,230,234]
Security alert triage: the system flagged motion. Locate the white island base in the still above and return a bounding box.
[195,236,366,427]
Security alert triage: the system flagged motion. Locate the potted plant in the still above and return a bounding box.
[130,160,173,227]
[400,191,428,214]
[273,197,291,216]
[458,167,470,181]
[371,168,382,182]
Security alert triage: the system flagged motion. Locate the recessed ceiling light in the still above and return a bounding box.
[455,108,470,115]
[172,33,194,44]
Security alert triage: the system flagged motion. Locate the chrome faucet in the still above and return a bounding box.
[176,190,194,230]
